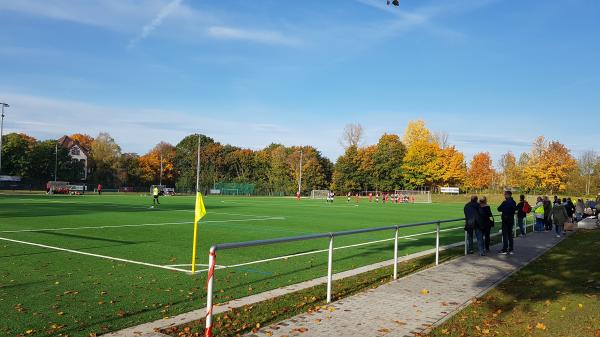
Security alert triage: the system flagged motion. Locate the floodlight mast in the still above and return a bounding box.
[54,141,58,182]
[159,152,163,186]
[0,102,9,175]
[196,135,201,192]
[298,148,303,194]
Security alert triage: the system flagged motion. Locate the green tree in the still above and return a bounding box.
[173,134,217,193]
[372,134,406,191]
[267,144,294,195]
[332,145,362,192]
[26,140,81,187]
[90,132,121,185]
[117,153,143,188]
[0,133,36,176]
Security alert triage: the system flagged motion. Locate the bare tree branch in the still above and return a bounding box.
[340,123,364,149]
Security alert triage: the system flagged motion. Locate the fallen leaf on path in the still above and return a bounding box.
[536,323,546,330]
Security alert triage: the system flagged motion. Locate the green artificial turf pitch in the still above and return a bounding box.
[1,193,472,336]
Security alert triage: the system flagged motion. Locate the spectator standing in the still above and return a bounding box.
[565,198,575,221]
[533,197,545,232]
[97,183,102,195]
[479,196,494,253]
[543,196,552,231]
[575,199,585,222]
[497,191,518,255]
[516,194,529,237]
[464,196,485,256]
[551,201,569,238]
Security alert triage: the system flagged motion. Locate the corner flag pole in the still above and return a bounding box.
[191,136,201,273]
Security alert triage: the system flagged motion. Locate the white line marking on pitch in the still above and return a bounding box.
[0,217,286,233]
[190,226,464,273]
[3,199,282,218]
[0,236,189,273]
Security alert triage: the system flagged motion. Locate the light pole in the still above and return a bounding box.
[54,141,58,182]
[159,152,163,186]
[0,102,9,175]
[298,148,303,195]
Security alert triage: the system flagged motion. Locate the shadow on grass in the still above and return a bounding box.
[0,202,236,218]
[426,229,600,337]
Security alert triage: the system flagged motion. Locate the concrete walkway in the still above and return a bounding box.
[246,232,564,337]
[105,243,466,337]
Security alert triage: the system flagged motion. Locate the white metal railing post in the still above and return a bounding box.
[393,226,399,280]
[326,234,334,303]
[435,221,440,265]
[204,246,217,337]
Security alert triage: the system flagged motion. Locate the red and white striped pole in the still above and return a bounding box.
[204,246,217,337]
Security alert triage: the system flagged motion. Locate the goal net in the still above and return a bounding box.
[394,190,432,203]
[310,190,330,199]
[222,188,239,196]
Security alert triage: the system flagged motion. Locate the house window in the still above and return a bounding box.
[71,147,80,156]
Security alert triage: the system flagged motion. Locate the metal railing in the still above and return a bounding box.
[203,214,531,336]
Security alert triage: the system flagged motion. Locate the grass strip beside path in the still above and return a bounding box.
[426,230,600,337]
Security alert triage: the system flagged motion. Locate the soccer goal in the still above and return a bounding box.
[222,188,240,196]
[394,189,432,203]
[310,190,330,199]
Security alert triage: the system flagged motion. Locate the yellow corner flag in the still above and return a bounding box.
[195,192,207,224]
[191,192,207,273]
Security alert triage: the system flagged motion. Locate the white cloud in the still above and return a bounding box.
[0,92,318,156]
[0,0,153,31]
[354,0,499,40]
[207,26,301,47]
[0,0,299,48]
[129,0,184,47]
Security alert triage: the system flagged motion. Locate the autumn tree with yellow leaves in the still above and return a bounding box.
[522,136,577,193]
[466,152,495,191]
[401,120,441,189]
[498,151,521,189]
[138,142,177,185]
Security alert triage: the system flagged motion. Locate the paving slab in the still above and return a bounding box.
[246,232,564,337]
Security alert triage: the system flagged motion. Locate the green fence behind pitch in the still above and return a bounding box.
[214,182,256,195]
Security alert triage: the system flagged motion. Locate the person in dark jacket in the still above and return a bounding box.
[479,196,494,253]
[497,191,518,254]
[565,198,575,221]
[543,196,552,231]
[515,194,528,237]
[552,201,568,237]
[464,195,484,255]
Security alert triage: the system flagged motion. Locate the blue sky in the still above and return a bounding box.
[0,0,599,164]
